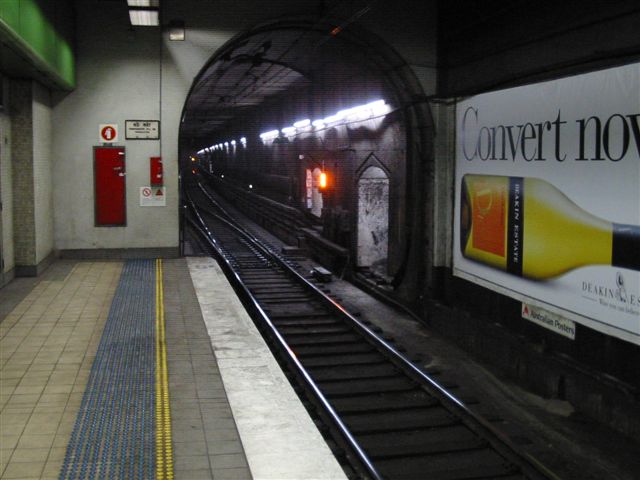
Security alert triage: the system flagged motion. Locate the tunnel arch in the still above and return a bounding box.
[179,15,434,298]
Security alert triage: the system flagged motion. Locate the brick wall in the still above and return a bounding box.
[10,80,36,267]
[9,79,55,274]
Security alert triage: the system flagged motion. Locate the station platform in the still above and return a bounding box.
[0,258,345,480]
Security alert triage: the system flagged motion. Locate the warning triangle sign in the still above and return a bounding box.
[156,188,163,196]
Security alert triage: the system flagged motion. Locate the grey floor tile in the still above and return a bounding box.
[174,454,210,471]
[164,259,251,480]
[211,467,252,480]
[209,453,249,469]
[173,467,214,480]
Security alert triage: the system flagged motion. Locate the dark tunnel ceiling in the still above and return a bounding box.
[181,26,377,146]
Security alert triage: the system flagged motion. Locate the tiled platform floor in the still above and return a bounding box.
[1,258,343,479]
[163,259,251,480]
[0,261,122,479]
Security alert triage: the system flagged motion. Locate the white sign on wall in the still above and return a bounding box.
[140,186,166,207]
[125,120,160,140]
[454,62,640,345]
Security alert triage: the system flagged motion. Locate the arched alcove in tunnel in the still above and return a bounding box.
[357,166,389,276]
[179,15,433,294]
[307,167,323,217]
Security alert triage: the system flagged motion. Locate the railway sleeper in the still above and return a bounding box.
[357,424,477,452]
[253,293,313,302]
[329,390,439,413]
[367,437,489,459]
[252,289,310,296]
[265,305,336,317]
[374,449,521,480]
[341,406,460,434]
[306,363,398,381]
[248,285,306,293]
[245,282,301,291]
[284,333,362,346]
[271,316,340,327]
[293,342,375,356]
[278,325,352,335]
[319,375,415,397]
[298,352,384,367]
[238,271,288,279]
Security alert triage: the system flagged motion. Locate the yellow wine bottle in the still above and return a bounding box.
[460,174,640,280]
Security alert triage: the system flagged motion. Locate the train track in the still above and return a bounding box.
[184,175,557,480]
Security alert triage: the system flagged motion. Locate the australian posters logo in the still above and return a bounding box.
[521,303,575,339]
[582,271,639,315]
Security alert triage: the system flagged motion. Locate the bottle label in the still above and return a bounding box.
[471,177,506,257]
[506,177,524,276]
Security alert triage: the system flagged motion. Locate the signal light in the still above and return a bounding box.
[319,172,328,190]
[191,168,196,174]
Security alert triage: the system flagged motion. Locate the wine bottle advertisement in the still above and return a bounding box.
[453,62,640,345]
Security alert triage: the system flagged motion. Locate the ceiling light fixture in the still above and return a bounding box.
[168,20,185,41]
[128,0,160,27]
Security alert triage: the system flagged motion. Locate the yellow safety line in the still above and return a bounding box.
[156,259,174,479]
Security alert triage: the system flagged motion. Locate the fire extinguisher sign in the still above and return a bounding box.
[99,124,119,143]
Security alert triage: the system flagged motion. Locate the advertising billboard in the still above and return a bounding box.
[454,63,640,345]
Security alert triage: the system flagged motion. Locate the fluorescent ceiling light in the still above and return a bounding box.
[129,9,159,26]
[127,0,159,6]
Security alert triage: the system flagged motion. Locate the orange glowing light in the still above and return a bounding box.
[319,172,328,189]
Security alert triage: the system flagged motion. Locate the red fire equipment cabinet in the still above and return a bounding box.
[150,156,163,186]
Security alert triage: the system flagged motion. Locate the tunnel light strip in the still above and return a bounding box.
[202,100,390,154]
[258,99,389,144]
[201,136,247,156]
[293,119,311,128]
[319,99,388,129]
[260,129,280,140]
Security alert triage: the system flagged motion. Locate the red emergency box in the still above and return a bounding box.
[150,156,163,186]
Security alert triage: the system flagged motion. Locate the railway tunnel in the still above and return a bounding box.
[179,16,431,299]
[0,1,639,479]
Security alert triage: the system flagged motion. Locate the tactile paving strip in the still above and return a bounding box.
[59,260,160,479]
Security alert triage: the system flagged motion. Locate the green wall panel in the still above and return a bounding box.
[0,0,75,90]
